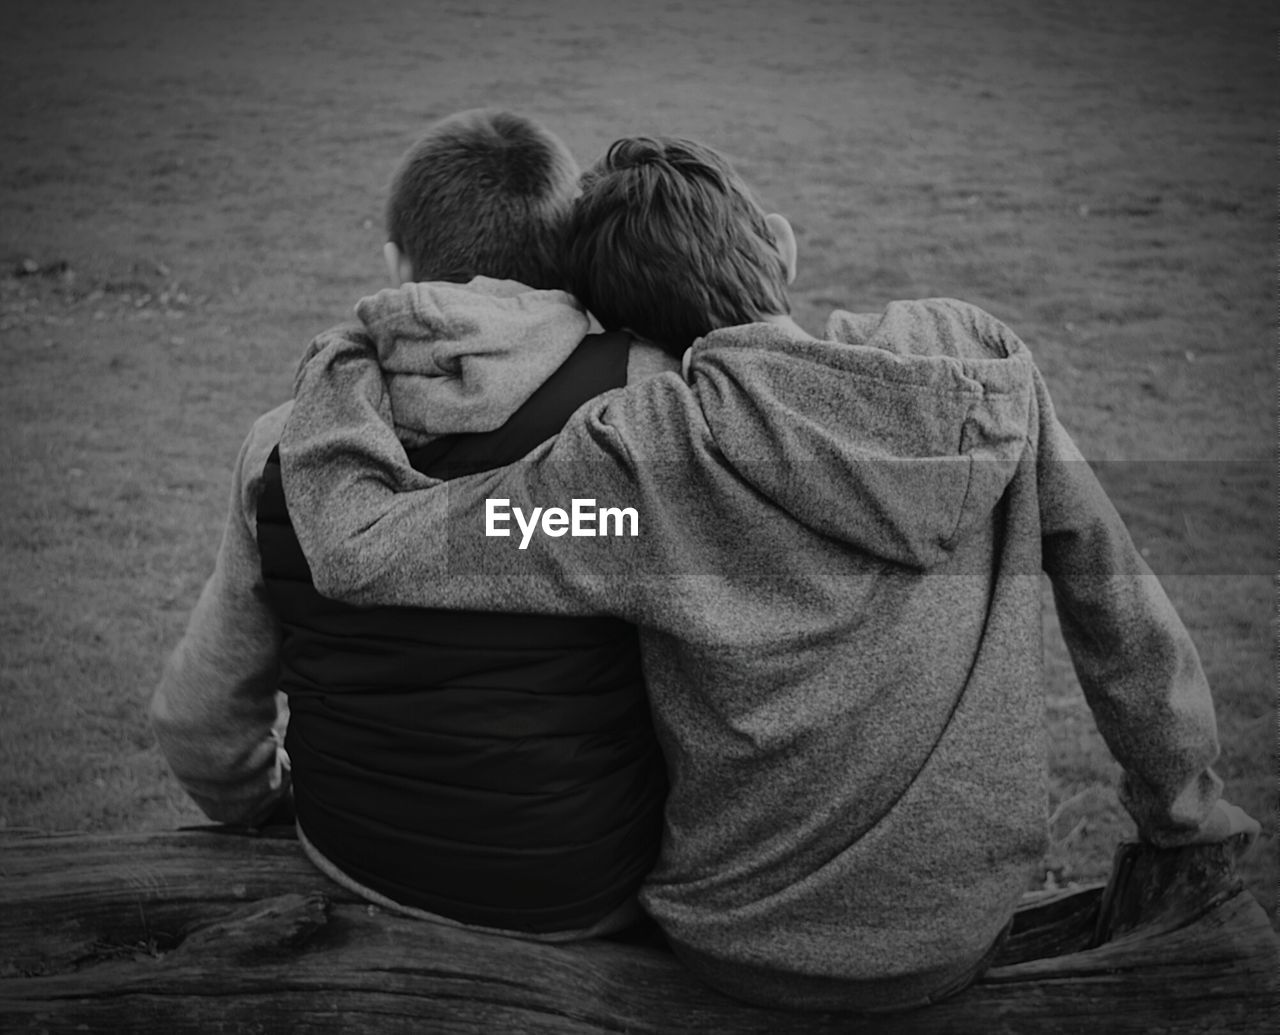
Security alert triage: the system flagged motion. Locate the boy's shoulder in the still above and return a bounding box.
[625,339,681,383]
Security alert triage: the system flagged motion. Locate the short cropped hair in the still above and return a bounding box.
[385,109,580,290]
[564,137,791,355]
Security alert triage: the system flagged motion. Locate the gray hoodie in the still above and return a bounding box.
[280,297,1220,1011]
[149,276,669,834]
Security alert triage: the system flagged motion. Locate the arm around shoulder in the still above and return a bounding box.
[282,328,658,617]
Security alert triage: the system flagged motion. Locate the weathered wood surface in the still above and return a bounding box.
[1,828,1275,1034]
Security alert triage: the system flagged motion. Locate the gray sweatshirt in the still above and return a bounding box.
[150,278,671,831]
[280,297,1221,1011]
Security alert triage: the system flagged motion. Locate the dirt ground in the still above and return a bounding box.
[1,0,1275,922]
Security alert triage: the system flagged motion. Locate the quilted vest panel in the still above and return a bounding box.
[258,331,666,932]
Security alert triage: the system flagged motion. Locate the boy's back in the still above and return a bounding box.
[256,283,666,934]
[152,111,671,938]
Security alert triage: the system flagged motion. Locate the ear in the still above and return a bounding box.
[383,241,414,286]
[764,213,797,284]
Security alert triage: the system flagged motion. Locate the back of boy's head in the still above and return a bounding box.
[385,109,579,290]
[564,137,791,356]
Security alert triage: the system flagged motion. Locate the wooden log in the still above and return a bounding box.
[1,828,1275,1034]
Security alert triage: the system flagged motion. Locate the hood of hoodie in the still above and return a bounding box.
[685,298,1035,570]
[354,276,589,445]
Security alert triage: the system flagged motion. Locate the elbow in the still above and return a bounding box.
[306,554,342,599]
[306,541,362,602]
[306,535,386,606]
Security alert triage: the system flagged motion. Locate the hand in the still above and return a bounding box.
[1185,799,1261,850]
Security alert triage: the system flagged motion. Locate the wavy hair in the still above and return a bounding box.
[564,137,790,355]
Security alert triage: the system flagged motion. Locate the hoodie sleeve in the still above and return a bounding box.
[150,407,292,826]
[1034,369,1222,846]
[358,280,588,444]
[280,325,658,618]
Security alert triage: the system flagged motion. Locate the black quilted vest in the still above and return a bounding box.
[257,331,666,933]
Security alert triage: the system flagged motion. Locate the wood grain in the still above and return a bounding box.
[2,830,1274,1033]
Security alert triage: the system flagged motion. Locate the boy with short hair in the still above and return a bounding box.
[152,110,672,940]
[281,134,1258,1009]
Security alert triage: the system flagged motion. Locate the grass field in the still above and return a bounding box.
[1,0,1275,923]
